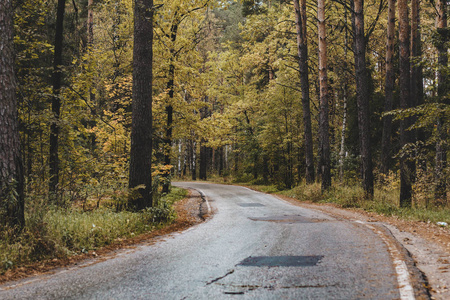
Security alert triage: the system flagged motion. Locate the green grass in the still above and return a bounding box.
[0,187,187,274]
[244,182,450,225]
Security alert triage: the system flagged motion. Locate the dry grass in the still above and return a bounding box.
[0,188,187,276]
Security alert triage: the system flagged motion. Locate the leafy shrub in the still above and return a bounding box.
[143,200,176,225]
[283,182,322,202]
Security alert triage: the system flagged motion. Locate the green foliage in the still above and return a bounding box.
[0,180,20,221]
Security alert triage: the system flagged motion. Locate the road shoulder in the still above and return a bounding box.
[275,194,450,300]
[0,189,207,285]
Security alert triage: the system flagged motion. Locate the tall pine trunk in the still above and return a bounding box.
[162,13,181,194]
[318,0,331,191]
[0,0,25,228]
[339,7,349,182]
[199,99,210,181]
[398,0,414,207]
[87,0,97,153]
[410,0,422,111]
[411,0,425,173]
[381,0,396,175]
[352,0,374,197]
[49,0,66,196]
[435,0,448,204]
[294,0,315,183]
[129,0,153,209]
[199,141,208,180]
[162,61,174,193]
[191,138,197,181]
[87,0,94,46]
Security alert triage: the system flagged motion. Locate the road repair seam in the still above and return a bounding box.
[355,220,415,300]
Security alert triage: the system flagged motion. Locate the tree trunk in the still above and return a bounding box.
[129,0,153,209]
[0,0,25,228]
[381,0,396,175]
[199,140,208,180]
[339,7,349,182]
[87,0,97,153]
[191,138,197,181]
[162,14,180,194]
[87,0,94,47]
[410,0,424,173]
[435,0,448,204]
[410,0,421,109]
[398,0,414,207]
[162,76,173,193]
[318,0,331,191]
[339,91,347,181]
[219,146,224,176]
[352,0,374,198]
[293,0,315,183]
[49,0,66,195]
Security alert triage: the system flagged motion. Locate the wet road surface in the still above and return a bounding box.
[1,182,409,299]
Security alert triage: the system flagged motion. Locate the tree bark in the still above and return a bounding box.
[318,0,331,191]
[381,0,396,175]
[410,0,421,109]
[398,0,414,207]
[435,0,448,204]
[129,0,153,209]
[191,138,197,181]
[162,63,174,193]
[293,0,315,183]
[0,0,25,228]
[162,11,181,194]
[339,7,349,182]
[339,92,347,181]
[87,0,94,47]
[49,0,66,195]
[352,0,374,198]
[87,0,97,152]
[199,140,208,180]
[218,146,224,176]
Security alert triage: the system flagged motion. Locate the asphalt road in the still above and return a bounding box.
[1,182,414,299]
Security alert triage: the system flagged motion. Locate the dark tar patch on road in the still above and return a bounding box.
[249,215,314,223]
[238,203,265,207]
[237,255,324,267]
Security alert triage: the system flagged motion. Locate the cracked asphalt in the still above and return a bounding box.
[0,182,421,299]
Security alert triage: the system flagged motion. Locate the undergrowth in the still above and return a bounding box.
[246,180,450,225]
[0,187,186,274]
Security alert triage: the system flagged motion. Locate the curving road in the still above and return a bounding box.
[1,182,417,299]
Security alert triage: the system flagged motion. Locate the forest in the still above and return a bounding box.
[0,0,448,270]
